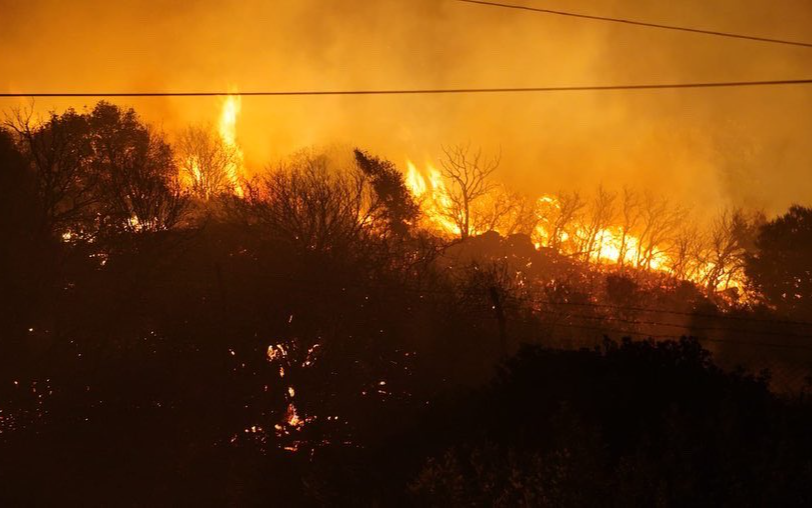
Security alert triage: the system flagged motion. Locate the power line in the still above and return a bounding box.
[2,79,812,98]
[454,0,812,49]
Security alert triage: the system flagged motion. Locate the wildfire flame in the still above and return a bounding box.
[180,94,245,197]
[218,94,245,197]
[403,162,744,293]
[406,161,462,235]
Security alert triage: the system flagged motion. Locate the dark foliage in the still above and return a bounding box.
[409,339,812,507]
[354,148,420,237]
[747,205,812,318]
[1,106,812,506]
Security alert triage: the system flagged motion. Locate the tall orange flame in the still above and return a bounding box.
[218,94,245,197]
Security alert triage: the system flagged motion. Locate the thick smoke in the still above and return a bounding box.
[1,0,811,217]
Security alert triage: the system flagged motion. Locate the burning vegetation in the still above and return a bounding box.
[172,99,753,298]
[405,156,755,295]
[3,0,812,501]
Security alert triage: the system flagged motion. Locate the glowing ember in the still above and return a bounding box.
[267,344,287,361]
[285,403,302,427]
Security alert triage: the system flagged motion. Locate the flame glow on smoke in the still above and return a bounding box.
[406,161,461,236]
[180,94,245,198]
[404,161,745,293]
[218,95,245,197]
[181,97,744,295]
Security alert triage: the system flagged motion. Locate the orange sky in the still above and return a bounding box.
[2,0,811,217]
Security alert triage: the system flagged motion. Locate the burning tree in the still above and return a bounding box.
[536,191,585,252]
[477,185,537,237]
[670,223,705,282]
[699,208,760,294]
[634,194,683,270]
[177,125,241,199]
[616,187,642,268]
[578,186,617,264]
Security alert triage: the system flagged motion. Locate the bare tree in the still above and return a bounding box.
[579,186,616,264]
[438,144,500,239]
[476,185,536,236]
[636,194,682,270]
[670,223,705,281]
[539,191,585,252]
[177,125,239,199]
[237,151,382,256]
[617,187,642,268]
[702,208,759,293]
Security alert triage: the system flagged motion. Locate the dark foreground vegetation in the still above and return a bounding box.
[2,103,812,505]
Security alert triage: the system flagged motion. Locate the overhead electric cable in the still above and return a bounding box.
[454,0,812,49]
[2,79,812,98]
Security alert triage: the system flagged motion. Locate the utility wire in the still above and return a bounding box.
[454,0,812,49]
[2,79,812,98]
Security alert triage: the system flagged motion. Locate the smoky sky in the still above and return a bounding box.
[2,0,811,218]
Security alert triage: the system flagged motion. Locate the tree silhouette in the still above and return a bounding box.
[746,205,812,317]
[579,186,616,264]
[5,106,95,237]
[0,128,60,337]
[354,148,419,237]
[88,102,188,234]
[702,208,763,294]
[232,150,382,258]
[439,144,500,239]
[537,191,584,252]
[3,100,812,507]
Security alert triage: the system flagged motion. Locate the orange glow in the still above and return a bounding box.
[403,168,745,293]
[180,94,245,197]
[218,94,245,197]
[405,161,462,236]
